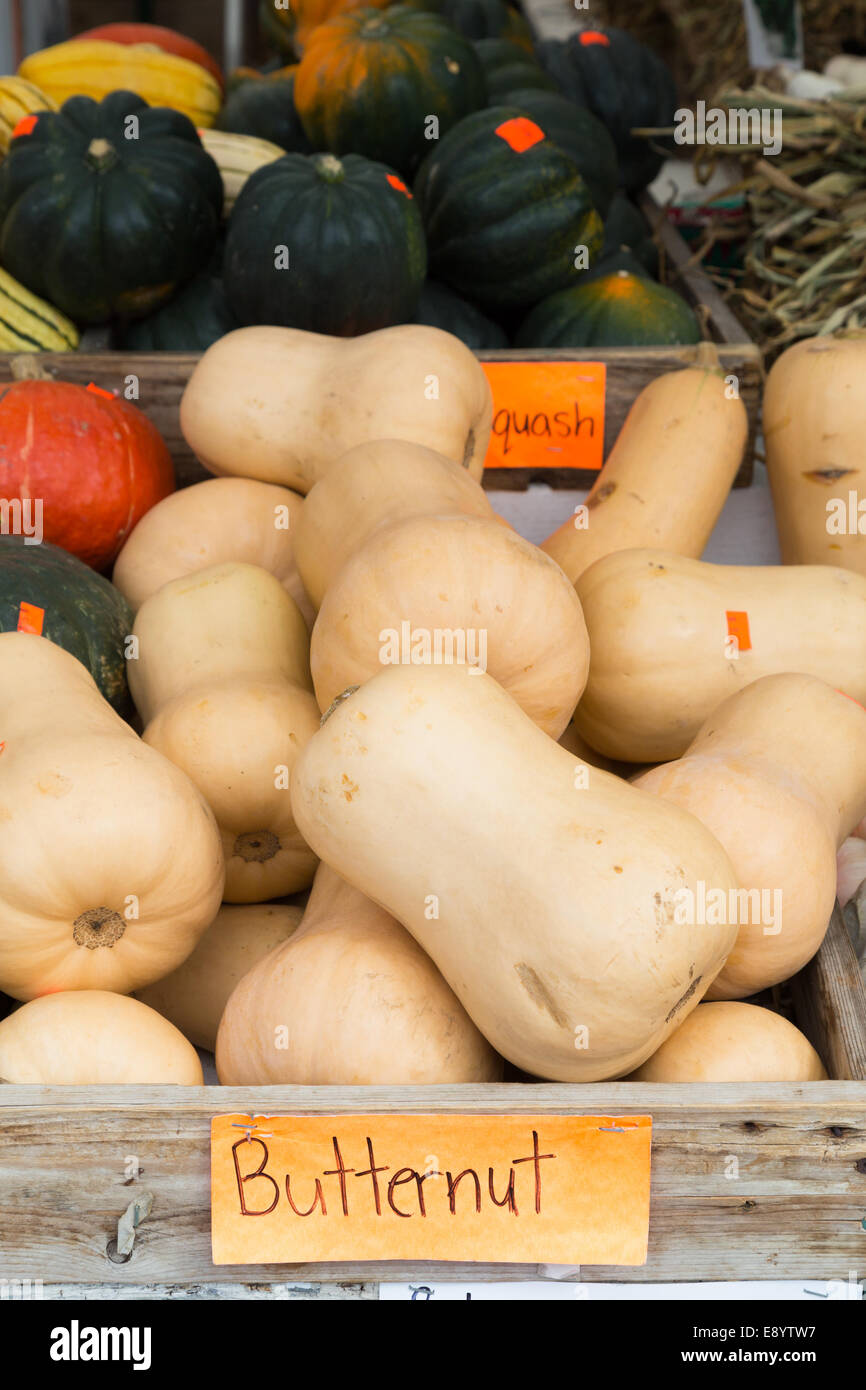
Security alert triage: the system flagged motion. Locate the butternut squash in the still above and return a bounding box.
[765,335,866,575]
[137,902,303,1051]
[635,674,866,997]
[0,634,224,1001]
[180,324,493,492]
[0,991,203,1084]
[838,837,866,908]
[294,439,503,609]
[289,665,739,1081]
[113,476,313,626]
[542,344,748,585]
[576,548,866,762]
[628,1002,826,1082]
[129,563,320,901]
[216,864,502,1084]
[310,514,590,738]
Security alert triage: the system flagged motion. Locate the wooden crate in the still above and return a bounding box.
[0,297,760,497]
[1,909,864,1288]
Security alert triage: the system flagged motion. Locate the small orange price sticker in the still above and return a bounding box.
[494,116,545,153]
[16,601,44,636]
[482,361,606,471]
[579,31,611,46]
[11,114,38,139]
[385,173,412,198]
[211,1112,651,1266]
[725,610,752,653]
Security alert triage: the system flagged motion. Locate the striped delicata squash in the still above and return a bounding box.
[0,267,80,352]
[0,77,57,155]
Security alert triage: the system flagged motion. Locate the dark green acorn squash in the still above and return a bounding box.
[0,91,223,324]
[215,70,313,151]
[224,151,427,335]
[434,0,534,47]
[537,26,677,193]
[413,104,603,313]
[474,37,557,101]
[516,270,701,348]
[118,267,238,351]
[508,88,618,215]
[601,190,659,276]
[413,280,508,348]
[294,6,487,176]
[0,536,133,714]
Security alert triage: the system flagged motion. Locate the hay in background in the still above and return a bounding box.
[686,85,866,357]
[593,0,865,104]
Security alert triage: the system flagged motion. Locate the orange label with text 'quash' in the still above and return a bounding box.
[726,610,752,653]
[211,1112,651,1266]
[482,361,606,471]
[16,601,44,636]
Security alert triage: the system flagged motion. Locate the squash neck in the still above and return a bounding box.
[693,681,866,843]
[85,137,119,172]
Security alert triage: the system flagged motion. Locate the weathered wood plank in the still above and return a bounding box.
[2,1083,865,1285]
[793,906,866,1081]
[0,340,761,493]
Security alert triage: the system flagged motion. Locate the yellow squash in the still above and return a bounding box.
[19,40,222,127]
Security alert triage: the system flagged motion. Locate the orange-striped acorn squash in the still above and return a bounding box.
[516,269,701,348]
[259,0,391,56]
[294,5,487,176]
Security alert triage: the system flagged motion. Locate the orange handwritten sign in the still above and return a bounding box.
[211,1113,651,1266]
[483,361,606,471]
[16,601,44,636]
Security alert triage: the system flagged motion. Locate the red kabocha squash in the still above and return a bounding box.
[0,380,174,571]
[71,22,224,90]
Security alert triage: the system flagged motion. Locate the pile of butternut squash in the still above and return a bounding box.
[2,322,863,1089]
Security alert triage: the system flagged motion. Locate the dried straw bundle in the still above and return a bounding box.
[692,86,866,356]
[594,0,864,104]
